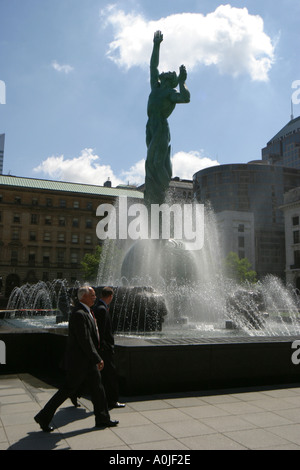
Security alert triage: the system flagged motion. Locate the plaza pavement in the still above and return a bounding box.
[2,373,300,450]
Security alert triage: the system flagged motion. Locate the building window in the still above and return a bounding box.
[31,214,38,224]
[86,219,92,228]
[293,216,299,226]
[73,201,79,209]
[59,217,66,226]
[29,231,36,241]
[72,234,79,244]
[72,218,79,228]
[71,252,78,264]
[85,235,92,244]
[44,232,51,242]
[28,252,36,266]
[12,230,20,240]
[13,213,20,223]
[46,198,52,207]
[45,216,52,225]
[87,202,93,210]
[58,233,65,243]
[294,231,300,244]
[60,199,66,208]
[238,224,245,232]
[238,236,245,248]
[43,254,50,266]
[15,196,21,204]
[32,198,38,206]
[42,272,49,282]
[294,250,300,268]
[11,250,18,265]
[57,250,65,264]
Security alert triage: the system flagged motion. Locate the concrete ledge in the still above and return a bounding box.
[114,335,300,394]
[0,330,66,377]
[1,330,300,395]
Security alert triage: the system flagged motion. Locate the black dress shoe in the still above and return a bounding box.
[95,419,119,428]
[109,402,126,409]
[34,413,54,433]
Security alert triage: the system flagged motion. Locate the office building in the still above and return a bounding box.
[193,163,300,279]
[0,134,4,175]
[0,175,143,297]
[280,188,300,289]
[262,116,300,168]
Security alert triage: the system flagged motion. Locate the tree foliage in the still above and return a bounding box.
[80,245,102,282]
[224,251,257,283]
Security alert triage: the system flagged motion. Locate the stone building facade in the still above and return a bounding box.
[0,175,143,297]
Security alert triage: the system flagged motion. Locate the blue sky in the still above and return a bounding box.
[1,0,300,186]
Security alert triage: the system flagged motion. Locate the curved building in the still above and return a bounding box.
[193,162,300,279]
[262,116,300,168]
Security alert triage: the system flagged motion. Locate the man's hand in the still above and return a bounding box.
[97,360,104,371]
[153,30,163,44]
[178,65,187,83]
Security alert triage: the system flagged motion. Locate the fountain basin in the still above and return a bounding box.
[114,335,300,394]
[1,329,300,395]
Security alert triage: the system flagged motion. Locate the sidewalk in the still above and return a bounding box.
[2,374,300,450]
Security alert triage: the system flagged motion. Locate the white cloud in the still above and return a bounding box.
[172,151,219,179]
[33,148,124,187]
[33,149,219,187]
[120,159,145,186]
[52,60,74,74]
[101,4,275,81]
[116,151,219,185]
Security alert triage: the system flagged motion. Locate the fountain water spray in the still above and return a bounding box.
[96,193,300,338]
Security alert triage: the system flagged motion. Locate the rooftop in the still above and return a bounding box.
[267,116,300,145]
[0,174,144,199]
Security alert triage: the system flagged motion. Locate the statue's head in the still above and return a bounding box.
[159,71,178,88]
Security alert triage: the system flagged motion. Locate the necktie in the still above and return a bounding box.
[91,309,100,349]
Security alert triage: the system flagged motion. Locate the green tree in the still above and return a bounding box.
[80,245,102,282]
[224,251,257,283]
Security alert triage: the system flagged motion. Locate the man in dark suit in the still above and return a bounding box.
[34,286,118,432]
[93,287,125,410]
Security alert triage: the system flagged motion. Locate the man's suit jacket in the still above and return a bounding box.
[64,302,102,371]
[93,300,114,352]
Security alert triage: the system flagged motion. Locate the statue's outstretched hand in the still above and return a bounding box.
[179,65,187,82]
[153,30,163,44]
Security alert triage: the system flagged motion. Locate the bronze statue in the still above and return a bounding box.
[144,31,190,206]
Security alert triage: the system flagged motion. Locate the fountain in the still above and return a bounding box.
[94,198,300,339]
[1,31,300,394]
[0,279,73,330]
[91,30,300,392]
[3,29,300,340]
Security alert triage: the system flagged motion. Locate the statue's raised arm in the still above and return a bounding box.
[150,31,163,89]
